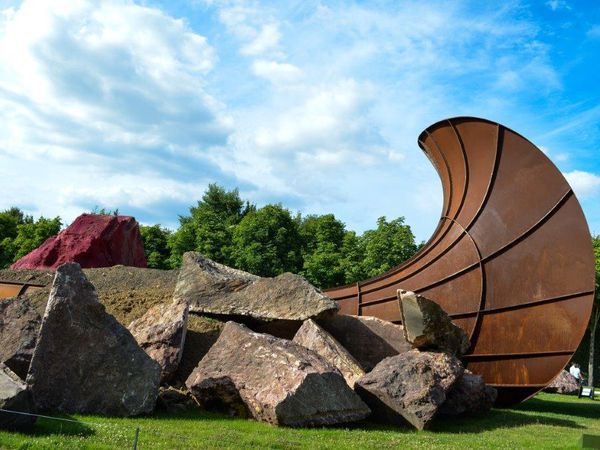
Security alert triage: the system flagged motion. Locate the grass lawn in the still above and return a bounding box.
[1,393,599,449]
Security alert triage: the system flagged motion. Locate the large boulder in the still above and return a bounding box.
[11,214,147,269]
[0,298,41,379]
[293,319,365,387]
[27,263,160,416]
[319,315,412,371]
[543,370,580,394]
[0,363,36,430]
[355,350,463,429]
[128,300,189,383]
[439,370,497,416]
[398,290,470,356]
[174,253,338,321]
[186,321,370,427]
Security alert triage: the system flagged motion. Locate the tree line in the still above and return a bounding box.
[0,184,421,289]
[139,184,420,289]
[0,207,61,269]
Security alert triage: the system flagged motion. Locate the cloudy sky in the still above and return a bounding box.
[0,0,599,241]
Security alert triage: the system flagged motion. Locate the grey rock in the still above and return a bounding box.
[355,350,463,429]
[439,370,497,416]
[293,319,365,387]
[0,363,36,430]
[174,252,338,321]
[543,370,580,394]
[129,300,188,382]
[27,263,160,416]
[398,290,470,356]
[319,315,412,371]
[186,321,370,427]
[0,298,41,379]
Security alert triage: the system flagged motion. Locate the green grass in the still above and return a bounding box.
[1,393,599,449]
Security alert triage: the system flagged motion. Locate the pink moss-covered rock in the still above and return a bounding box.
[11,214,147,269]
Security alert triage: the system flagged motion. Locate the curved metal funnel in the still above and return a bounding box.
[325,117,596,406]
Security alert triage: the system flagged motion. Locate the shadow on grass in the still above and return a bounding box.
[514,396,600,420]
[128,394,590,434]
[430,408,585,433]
[18,415,95,438]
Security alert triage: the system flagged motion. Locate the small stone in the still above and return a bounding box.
[398,290,470,355]
[543,370,580,395]
[129,300,189,382]
[355,350,464,429]
[0,363,36,430]
[186,321,370,427]
[439,370,497,416]
[293,319,365,387]
[0,298,41,379]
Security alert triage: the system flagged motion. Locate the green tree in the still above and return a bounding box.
[140,224,172,269]
[298,214,347,288]
[588,235,600,386]
[339,230,368,284]
[232,204,302,277]
[169,184,254,266]
[1,213,61,265]
[359,216,418,279]
[0,207,26,267]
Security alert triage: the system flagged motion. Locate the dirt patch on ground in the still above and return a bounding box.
[0,266,178,325]
[1,266,227,384]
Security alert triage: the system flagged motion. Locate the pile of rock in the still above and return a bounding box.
[0,252,499,431]
[543,370,579,395]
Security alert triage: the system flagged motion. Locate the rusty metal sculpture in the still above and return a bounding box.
[325,116,596,406]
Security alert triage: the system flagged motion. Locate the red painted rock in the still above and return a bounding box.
[11,214,147,269]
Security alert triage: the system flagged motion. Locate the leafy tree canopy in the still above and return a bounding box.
[0,208,61,267]
[232,204,302,277]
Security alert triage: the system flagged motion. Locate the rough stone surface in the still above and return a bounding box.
[27,263,160,416]
[398,290,470,356]
[174,252,338,321]
[0,299,41,379]
[129,300,189,383]
[355,350,463,429]
[0,363,36,430]
[11,214,147,269]
[543,370,580,394]
[439,370,497,416]
[319,315,412,372]
[293,319,365,387]
[157,386,199,412]
[186,321,370,427]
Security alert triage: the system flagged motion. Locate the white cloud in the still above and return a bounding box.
[0,0,232,223]
[241,23,281,56]
[252,59,301,84]
[564,170,600,198]
[588,25,600,39]
[546,0,570,11]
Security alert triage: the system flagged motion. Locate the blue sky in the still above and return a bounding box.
[0,0,599,242]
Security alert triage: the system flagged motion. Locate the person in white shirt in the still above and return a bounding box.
[569,363,584,385]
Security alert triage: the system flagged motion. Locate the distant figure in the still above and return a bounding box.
[569,363,584,385]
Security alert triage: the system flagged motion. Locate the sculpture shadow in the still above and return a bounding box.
[429,408,585,433]
[514,396,600,420]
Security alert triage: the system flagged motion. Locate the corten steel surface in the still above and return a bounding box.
[0,280,44,299]
[325,116,596,406]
